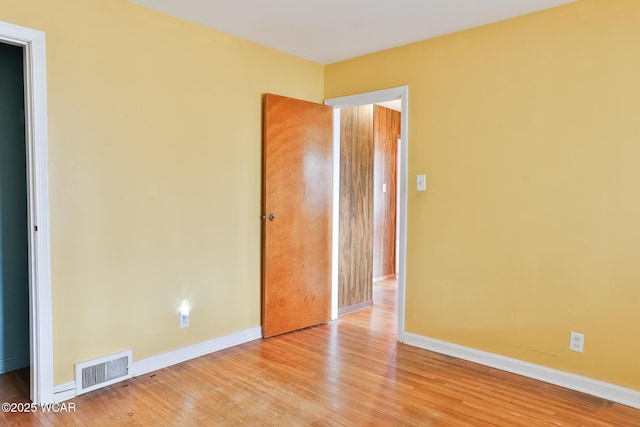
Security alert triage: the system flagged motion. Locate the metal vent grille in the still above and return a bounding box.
[75,350,132,395]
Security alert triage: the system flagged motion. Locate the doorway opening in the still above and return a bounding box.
[0,41,29,381]
[325,86,409,342]
[0,20,53,405]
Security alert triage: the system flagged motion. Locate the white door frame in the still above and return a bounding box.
[325,86,409,341]
[0,20,53,404]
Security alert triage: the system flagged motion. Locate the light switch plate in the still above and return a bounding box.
[417,174,426,191]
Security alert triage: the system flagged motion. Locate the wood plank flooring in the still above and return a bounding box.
[2,278,639,426]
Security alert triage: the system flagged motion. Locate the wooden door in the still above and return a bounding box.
[262,93,333,338]
[372,105,400,279]
[338,105,374,314]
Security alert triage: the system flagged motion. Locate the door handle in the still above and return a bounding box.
[269,213,276,221]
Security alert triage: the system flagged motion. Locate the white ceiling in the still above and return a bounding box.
[129,0,575,65]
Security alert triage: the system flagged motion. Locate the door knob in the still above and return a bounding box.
[269,213,276,221]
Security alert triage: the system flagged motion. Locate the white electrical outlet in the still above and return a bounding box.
[179,301,190,328]
[570,331,584,352]
[180,312,190,328]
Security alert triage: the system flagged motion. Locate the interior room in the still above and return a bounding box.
[1,0,639,424]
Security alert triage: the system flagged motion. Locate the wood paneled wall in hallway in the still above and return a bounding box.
[373,105,400,279]
[338,105,374,313]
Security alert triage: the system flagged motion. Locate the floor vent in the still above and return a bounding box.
[75,350,133,395]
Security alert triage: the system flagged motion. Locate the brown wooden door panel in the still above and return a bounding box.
[262,93,333,338]
[373,105,400,279]
[338,105,374,312]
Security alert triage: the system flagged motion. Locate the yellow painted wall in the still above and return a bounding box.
[327,0,640,391]
[2,0,324,383]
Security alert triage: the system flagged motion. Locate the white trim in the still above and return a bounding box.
[0,20,53,405]
[53,381,76,404]
[330,107,340,320]
[404,333,640,410]
[325,86,409,341]
[133,326,262,377]
[51,327,263,402]
[326,87,407,110]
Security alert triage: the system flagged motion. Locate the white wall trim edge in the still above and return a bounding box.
[0,19,53,405]
[53,382,76,404]
[133,326,262,377]
[404,333,640,410]
[53,326,263,403]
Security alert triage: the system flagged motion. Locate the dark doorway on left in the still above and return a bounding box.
[0,41,29,376]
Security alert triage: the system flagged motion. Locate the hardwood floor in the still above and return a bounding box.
[2,278,639,426]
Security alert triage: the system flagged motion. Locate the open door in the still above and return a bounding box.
[262,94,333,338]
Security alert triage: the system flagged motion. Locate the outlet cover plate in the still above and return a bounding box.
[570,331,584,352]
[180,313,190,328]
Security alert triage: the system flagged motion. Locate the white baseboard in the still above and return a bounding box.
[403,333,640,410]
[53,381,75,403]
[133,326,262,377]
[53,326,262,402]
